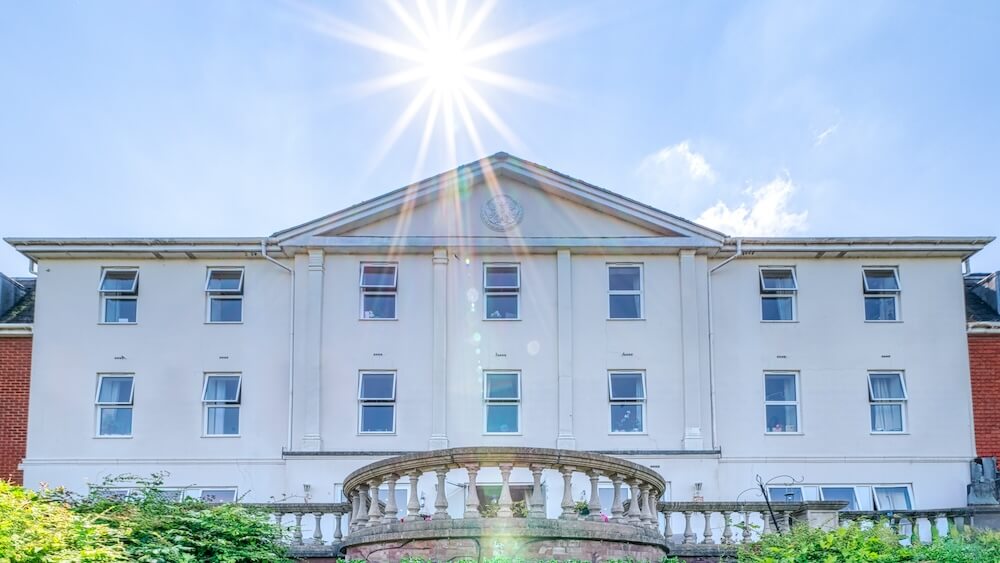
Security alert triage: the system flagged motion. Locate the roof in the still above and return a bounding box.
[0,277,35,324]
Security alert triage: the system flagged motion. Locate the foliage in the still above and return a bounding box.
[574,500,590,516]
[0,480,125,562]
[61,473,289,563]
[910,529,1000,562]
[478,499,529,518]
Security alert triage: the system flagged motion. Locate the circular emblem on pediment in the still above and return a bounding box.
[480,195,524,232]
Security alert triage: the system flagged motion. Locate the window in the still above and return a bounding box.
[96,375,134,436]
[99,269,138,323]
[820,487,859,510]
[764,372,799,433]
[206,268,244,323]
[608,264,642,319]
[768,487,803,502]
[359,372,396,433]
[203,375,241,436]
[609,371,645,433]
[484,264,520,320]
[869,372,907,433]
[863,268,900,321]
[360,263,398,319]
[198,489,237,503]
[484,372,520,434]
[378,484,410,517]
[873,486,912,510]
[760,267,797,321]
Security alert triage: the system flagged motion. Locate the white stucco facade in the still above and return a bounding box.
[8,153,992,512]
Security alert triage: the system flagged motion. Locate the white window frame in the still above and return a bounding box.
[359,263,398,320]
[607,263,644,320]
[98,268,139,324]
[608,371,646,434]
[872,485,913,510]
[205,268,245,324]
[764,372,801,434]
[819,486,860,511]
[483,263,521,321]
[95,374,135,438]
[767,486,804,502]
[862,267,901,322]
[483,371,521,435]
[868,371,907,434]
[759,267,798,322]
[358,371,396,434]
[202,373,242,437]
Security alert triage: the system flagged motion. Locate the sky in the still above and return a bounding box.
[1,1,999,276]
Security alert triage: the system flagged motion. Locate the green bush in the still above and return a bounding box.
[0,480,124,562]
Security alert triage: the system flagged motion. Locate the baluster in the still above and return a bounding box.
[762,510,772,534]
[464,464,481,518]
[333,511,343,541]
[497,463,515,518]
[682,511,695,544]
[529,465,545,518]
[742,511,752,543]
[931,513,944,541]
[348,491,358,532]
[367,478,383,526]
[784,510,793,532]
[639,485,653,527]
[721,511,733,545]
[664,510,674,543]
[646,488,660,528]
[312,512,324,545]
[272,511,283,529]
[611,475,625,522]
[433,467,450,520]
[560,466,577,520]
[626,480,642,524]
[701,510,714,544]
[587,471,603,521]
[384,474,399,522]
[910,515,921,545]
[356,486,369,526]
[292,512,304,545]
[406,470,422,522]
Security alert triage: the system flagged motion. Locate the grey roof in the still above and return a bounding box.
[966,274,1000,323]
[0,277,35,324]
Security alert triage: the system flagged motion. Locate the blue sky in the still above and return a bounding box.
[2,1,999,276]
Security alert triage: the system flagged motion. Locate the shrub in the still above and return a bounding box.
[0,480,124,562]
[738,522,913,562]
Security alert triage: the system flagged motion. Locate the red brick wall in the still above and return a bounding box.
[970,333,1000,458]
[0,336,30,484]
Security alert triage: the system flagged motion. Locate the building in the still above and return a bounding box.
[966,272,1000,459]
[5,153,992,512]
[0,273,34,484]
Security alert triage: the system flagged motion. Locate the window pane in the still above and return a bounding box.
[360,373,395,399]
[874,487,911,510]
[99,407,132,435]
[101,270,137,292]
[761,269,795,290]
[864,270,899,291]
[207,270,242,291]
[865,296,897,321]
[871,404,903,432]
[610,404,643,432]
[485,266,519,288]
[156,490,184,502]
[104,298,137,323]
[206,406,240,435]
[609,267,641,291]
[768,487,803,502]
[821,487,858,510]
[361,265,396,287]
[200,489,236,503]
[765,374,796,401]
[204,376,240,402]
[378,488,409,516]
[486,404,519,433]
[609,294,641,319]
[210,298,243,322]
[361,405,395,432]
[869,374,905,400]
[363,294,396,319]
[766,405,798,432]
[485,294,518,319]
[98,377,133,404]
[610,373,644,399]
[762,296,794,321]
[486,373,519,399]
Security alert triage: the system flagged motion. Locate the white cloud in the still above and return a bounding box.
[695,174,808,236]
[814,120,841,146]
[635,141,717,211]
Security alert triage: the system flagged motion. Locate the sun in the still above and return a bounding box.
[296,0,557,175]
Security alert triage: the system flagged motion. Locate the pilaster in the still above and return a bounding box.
[556,249,576,449]
[679,249,704,449]
[301,248,324,451]
[429,248,450,449]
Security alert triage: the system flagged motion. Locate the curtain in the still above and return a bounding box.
[871,404,903,432]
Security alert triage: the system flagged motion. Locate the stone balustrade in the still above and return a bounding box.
[840,508,973,545]
[243,502,351,551]
[657,501,846,547]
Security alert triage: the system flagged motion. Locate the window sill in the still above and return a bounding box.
[358,432,397,436]
[205,321,244,325]
[483,432,523,436]
[607,318,645,322]
[483,318,521,322]
[765,432,804,436]
[94,435,133,439]
[202,434,241,438]
[864,320,903,324]
[870,431,909,435]
[98,322,137,326]
[609,432,648,435]
[359,318,399,322]
[761,320,798,324]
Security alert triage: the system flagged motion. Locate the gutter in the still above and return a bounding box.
[261,240,296,451]
[707,238,743,450]
[968,322,1000,335]
[0,324,32,336]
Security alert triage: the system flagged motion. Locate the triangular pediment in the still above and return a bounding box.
[273,153,725,247]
